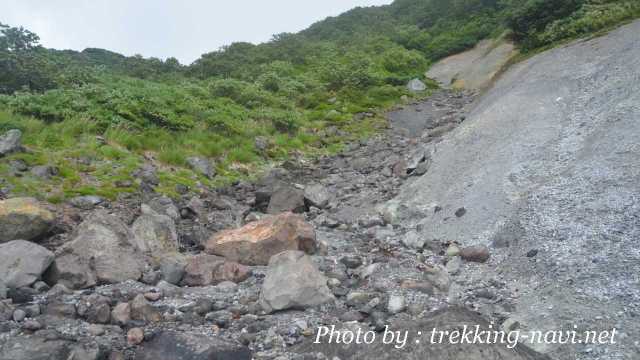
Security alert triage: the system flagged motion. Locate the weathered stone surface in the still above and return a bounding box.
[44,251,97,290]
[296,307,551,360]
[0,197,54,243]
[0,336,73,360]
[69,195,105,210]
[181,254,225,287]
[130,294,161,323]
[186,156,216,179]
[212,261,251,285]
[111,302,131,326]
[407,78,427,92]
[205,212,316,265]
[0,240,54,288]
[259,251,334,313]
[134,330,252,360]
[0,129,22,156]
[304,183,330,209]
[460,245,490,263]
[159,257,186,285]
[55,210,145,285]
[267,186,306,214]
[131,204,178,256]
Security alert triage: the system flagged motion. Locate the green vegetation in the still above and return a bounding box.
[0,0,637,200]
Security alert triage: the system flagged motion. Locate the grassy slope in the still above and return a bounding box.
[0,0,638,202]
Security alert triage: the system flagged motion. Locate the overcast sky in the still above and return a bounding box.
[3,0,393,64]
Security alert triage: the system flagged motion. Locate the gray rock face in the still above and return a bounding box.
[0,197,55,243]
[44,251,97,289]
[134,330,252,360]
[0,240,54,288]
[54,210,145,285]
[296,307,550,359]
[304,183,330,209]
[186,156,216,179]
[259,251,334,313]
[267,185,306,214]
[131,204,178,256]
[69,195,105,210]
[0,336,73,360]
[0,129,22,156]
[387,21,640,359]
[406,78,426,92]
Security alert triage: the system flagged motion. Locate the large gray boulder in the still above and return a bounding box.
[259,250,334,313]
[0,197,55,243]
[296,307,550,360]
[0,240,54,288]
[51,210,145,286]
[267,185,306,214]
[131,204,178,257]
[135,330,251,360]
[44,250,97,289]
[0,129,22,156]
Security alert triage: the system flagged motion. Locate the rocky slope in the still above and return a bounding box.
[387,19,640,360]
[0,19,638,360]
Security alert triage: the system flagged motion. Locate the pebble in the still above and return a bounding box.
[13,309,26,322]
[460,245,490,263]
[387,295,406,314]
[127,327,145,345]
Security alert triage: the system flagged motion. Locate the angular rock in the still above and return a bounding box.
[181,254,225,287]
[401,230,426,250]
[0,197,54,243]
[146,196,180,220]
[267,185,306,214]
[186,156,216,179]
[130,294,161,323]
[259,251,334,313]
[69,195,105,210]
[0,129,22,156]
[304,184,330,209]
[407,78,427,92]
[134,330,252,360]
[55,210,145,284]
[212,261,252,284]
[159,257,186,285]
[128,327,145,345]
[206,212,316,266]
[111,302,131,326]
[0,336,72,360]
[131,205,178,256]
[460,245,490,263]
[30,165,59,179]
[44,251,97,289]
[0,240,54,288]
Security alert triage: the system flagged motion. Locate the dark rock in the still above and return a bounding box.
[267,185,306,214]
[460,245,490,263]
[455,207,467,217]
[526,249,539,258]
[340,255,363,269]
[134,330,252,360]
[304,184,331,209]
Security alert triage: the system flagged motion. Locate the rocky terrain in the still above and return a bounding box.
[1,19,638,360]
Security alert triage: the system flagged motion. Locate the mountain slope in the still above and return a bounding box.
[386,19,640,359]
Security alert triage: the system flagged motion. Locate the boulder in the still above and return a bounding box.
[134,330,251,360]
[186,156,216,179]
[182,254,249,287]
[303,183,331,209]
[0,197,55,243]
[267,185,306,214]
[407,78,427,92]
[54,210,145,285]
[0,240,54,288]
[205,212,317,266]
[295,307,551,360]
[0,336,73,360]
[130,294,161,323]
[159,257,186,285]
[0,129,22,156]
[146,196,180,220]
[131,205,178,257]
[259,250,334,313]
[44,251,97,289]
[68,195,105,210]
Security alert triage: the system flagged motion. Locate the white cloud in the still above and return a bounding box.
[3,0,393,64]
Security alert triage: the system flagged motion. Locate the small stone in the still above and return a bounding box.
[144,292,162,302]
[340,255,363,269]
[526,249,539,258]
[87,324,106,336]
[127,327,145,345]
[22,319,42,331]
[446,244,460,257]
[130,294,161,323]
[455,207,467,217]
[111,302,131,326]
[387,295,406,315]
[13,309,26,322]
[460,245,490,263]
[446,257,462,275]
